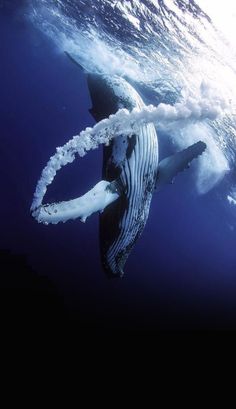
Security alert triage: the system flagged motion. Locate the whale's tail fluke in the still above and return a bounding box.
[156,141,207,191]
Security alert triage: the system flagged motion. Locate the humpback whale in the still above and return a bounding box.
[87,74,159,277]
[31,54,207,278]
[86,73,206,277]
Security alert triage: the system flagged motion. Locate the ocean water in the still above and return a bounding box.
[1,0,236,332]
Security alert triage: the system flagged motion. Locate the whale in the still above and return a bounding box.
[32,53,207,278]
[85,73,206,277]
[87,74,159,277]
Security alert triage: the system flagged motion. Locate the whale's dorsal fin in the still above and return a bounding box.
[156,141,206,191]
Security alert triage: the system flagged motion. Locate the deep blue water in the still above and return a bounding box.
[1,1,236,333]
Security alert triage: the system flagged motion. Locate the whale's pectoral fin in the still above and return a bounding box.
[33,180,120,225]
[156,141,207,191]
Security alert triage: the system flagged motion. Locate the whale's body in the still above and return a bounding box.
[32,53,207,278]
[87,75,159,277]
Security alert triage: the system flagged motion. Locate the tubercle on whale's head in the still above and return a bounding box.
[100,234,135,279]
